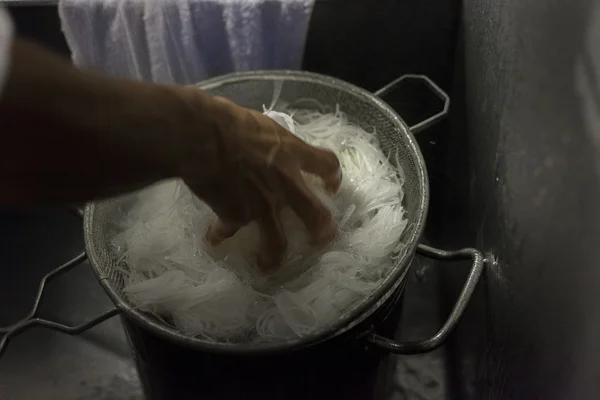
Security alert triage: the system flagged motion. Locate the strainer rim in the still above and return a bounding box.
[84,70,429,354]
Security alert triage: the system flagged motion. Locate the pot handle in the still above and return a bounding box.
[374,74,450,134]
[366,244,486,355]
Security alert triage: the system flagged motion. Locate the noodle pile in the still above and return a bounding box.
[111,101,408,344]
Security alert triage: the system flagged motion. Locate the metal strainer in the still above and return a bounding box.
[0,71,489,357]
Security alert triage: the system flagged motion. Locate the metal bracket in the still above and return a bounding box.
[0,252,119,358]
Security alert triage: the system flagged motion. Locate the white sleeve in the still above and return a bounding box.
[0,7,14,98]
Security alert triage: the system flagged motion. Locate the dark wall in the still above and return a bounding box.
[7,5,70,56]
[304,0,460,93]
[445,0,600,398]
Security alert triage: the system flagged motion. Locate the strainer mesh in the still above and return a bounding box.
[84,71,427,350]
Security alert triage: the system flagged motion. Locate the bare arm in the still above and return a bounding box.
[0,39,217,205]
[0,38,342,268]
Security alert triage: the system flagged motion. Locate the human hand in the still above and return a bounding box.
[179,93,342,270]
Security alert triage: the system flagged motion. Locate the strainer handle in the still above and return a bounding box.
[374,74,450,134]
[366,244,487,355]
[0,251,120,359]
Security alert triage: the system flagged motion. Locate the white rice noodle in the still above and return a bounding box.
[113,99,408,344]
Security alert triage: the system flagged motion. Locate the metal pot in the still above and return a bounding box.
[0,72,489,362]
